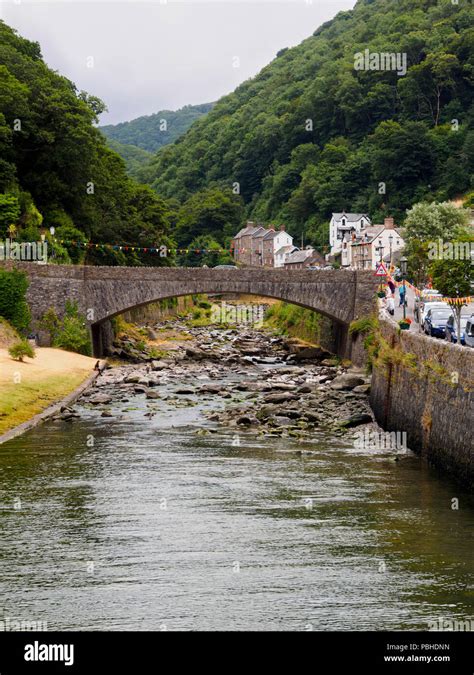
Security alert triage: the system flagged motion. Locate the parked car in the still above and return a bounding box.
[414,289,442,323]
[465,316,474,348]
[445,314,469,345]
[423,308,453,338]
[419,301,449,328]
[214,265,237,269]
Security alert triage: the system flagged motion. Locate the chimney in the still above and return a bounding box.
[384,217,395,229]
[279,224,286,231]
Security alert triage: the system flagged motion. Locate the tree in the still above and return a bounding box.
[403,201,470,287]
[181,235,233,268]
[0,193,20,237]
[9,339,35,362]
[0,269,30,332]
[176,187,243,246]
[429,232,474,346]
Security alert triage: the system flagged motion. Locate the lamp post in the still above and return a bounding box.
[388,233,393,268]
[400,255,408,320]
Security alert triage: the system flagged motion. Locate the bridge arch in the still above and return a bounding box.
[0,263,379,365]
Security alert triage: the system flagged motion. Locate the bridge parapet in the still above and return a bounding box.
[0,262,379,363]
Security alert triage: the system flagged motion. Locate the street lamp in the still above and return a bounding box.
[388,233,393,267]
[400,255,408,320]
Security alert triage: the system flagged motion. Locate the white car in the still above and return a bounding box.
[414,289,442,323]
[420,301,449,329]
[465,316,474,348]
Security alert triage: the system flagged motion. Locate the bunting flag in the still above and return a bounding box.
[404,280,472,305]
[53,238,239,255]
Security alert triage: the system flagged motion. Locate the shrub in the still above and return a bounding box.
[9,339,35,362]
[0,269,31,333]
[48,301,91,356]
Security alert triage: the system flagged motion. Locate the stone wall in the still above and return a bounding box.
[370,318,474,489]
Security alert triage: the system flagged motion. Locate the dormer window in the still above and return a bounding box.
[341,218,346,227]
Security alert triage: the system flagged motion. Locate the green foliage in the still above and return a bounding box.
[100,103,214,153]
[403,201,471,285]
[0,20,175,266]
[9,339,35,361]
[0,193,20,237]
[175,187,244,247]
[180,234,233,267]
[104,138,154,179]
[44,301,92,356]
[38,307,61,342]
[265,302,322,343]
[0,269,30,332]
[142,0,474,245]
[429,232,473,300]
[349,316,379,337]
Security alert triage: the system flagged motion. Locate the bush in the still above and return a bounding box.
[42,301,91,356]
[0,269,31,333]
[9,339,35,362]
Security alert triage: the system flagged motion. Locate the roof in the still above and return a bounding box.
[352,226,385,244]
[252,227,272,239]
[263,230,279,240]
[284,249,315,264]
[233,226,256,239]
[332,213,369,222]
[275,245,297,257]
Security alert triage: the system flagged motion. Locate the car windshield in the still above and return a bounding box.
[431,311,452,319]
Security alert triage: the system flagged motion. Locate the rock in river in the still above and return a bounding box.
[330,374,365,391]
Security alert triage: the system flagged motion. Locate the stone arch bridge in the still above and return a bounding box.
[3,263,379,364]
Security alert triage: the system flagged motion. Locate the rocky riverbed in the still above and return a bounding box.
[60,317,377,440]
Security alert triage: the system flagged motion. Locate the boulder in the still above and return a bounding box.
[263,392,299,404]
[151,360,168,371]
[353,384,371,395]
[89,394,112,405]
[124,374,141,384]
[185,347,207,361]
[330,374,365,391]
[237,415,260,426]
[339,413,373,428]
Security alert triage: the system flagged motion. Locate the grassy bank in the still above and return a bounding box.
[264,302,323,344]
[0,347,96,435]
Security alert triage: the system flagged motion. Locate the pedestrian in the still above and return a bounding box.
[398,282,406,307]
[387,290,395,316]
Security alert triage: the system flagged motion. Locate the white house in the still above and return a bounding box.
[274,244,298,268]
[329,212,371,264]
[351,217,405,270]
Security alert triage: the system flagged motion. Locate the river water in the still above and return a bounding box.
[0,362,473,632]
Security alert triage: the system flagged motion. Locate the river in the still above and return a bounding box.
[0,322,473,632]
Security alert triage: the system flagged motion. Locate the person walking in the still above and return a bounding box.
[387,289,395,316]
[398,282,406,307]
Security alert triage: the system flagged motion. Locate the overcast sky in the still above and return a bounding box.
[2,0,354,125]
